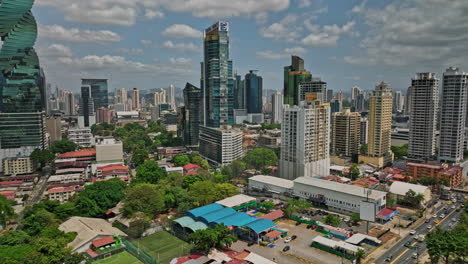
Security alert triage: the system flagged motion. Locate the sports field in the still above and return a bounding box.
[93,251,142,264]
[132,231,192,264]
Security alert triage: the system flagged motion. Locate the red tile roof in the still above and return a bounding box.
[58,149,96,159]
[0,190,16,200]
[86,249,98,258]
[265,230,282,238]
[92,236,115,248]
[259,209,284,221]
[48,186,76,193]
[377,208,396,217]
[91,177,128,182]
[0,181,23,186]
[97,164,128,171]
[406,162,442,169]
[183,163,201,171]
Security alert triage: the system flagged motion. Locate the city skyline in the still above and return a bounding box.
[33,0,468,93]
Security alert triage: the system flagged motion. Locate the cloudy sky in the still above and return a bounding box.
[34,0,468,94]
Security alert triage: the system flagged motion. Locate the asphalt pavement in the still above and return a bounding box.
[374,202,463,264]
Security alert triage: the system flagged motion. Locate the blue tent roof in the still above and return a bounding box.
[198,207,236,224]
[244,219,276,234]
[186,221,208,232]
[186,203,224,218]
[210,212,257,227]
[173,216,195,228]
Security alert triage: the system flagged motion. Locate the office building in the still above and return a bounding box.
[330,99,342,113]
[96,108,113,124]
[408,73,438,161]
[280,100,331,180]
[81,79,108,110]
[183,83,202,146]
[63,90,75,116]
[167,84,176,110]
[326,89,333,102]
[201,21,234,127]
[132,88,140,110]
[332,109,360,157]
[351,86,365,112]
[359,82,393,167]
[336,90,344,102]
[68,128,94,148]
[360,118,368,144]
[199,126,243,166]
[153,88,166,106]
[283,56,312,106]
[245,70,263,114]
[404,86,413,116]
[393,91,404,113]
[234,74,246,110]
[46,117,62,143]
[298,78,327,103]
[78,86,96,128]
[0,0,46,171]
[271,92,283,124]
[438,67,468,163]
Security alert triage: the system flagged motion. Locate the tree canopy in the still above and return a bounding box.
[135,160,167,184]
[189,181,239,206]
[188,224,238,253]
[323,214,341,227]
[391,144,408,160]
[244,148,278,169]
[173,154,190,167]
[50,139,77,154]
[29,148,54,168]
[122,184,165,218]
[131,148,149,167]
[349,164,360,180]
[0,195,15,227]
[190,154,209,170]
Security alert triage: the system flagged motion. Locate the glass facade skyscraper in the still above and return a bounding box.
[0,0,46,155]
[284,56,312,106]
[201,21,234,128]
[245,70,263,114]
[183,83,202,146]
[234,74,245,110]
[81,79,108,110]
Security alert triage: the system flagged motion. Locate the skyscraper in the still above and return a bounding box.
[154,88,166,106]
[298,78,327,103]
[168,84,176,110]
[326,89,333,102]
[351,86,365,112]
[404,86,413,116]
[0,0,46,170]
[271,92,283,124]
[183,83,202,146]
[132,88,140,110]
[201,21,234,127]
[234,74,245,109]
[284,56,312,106]
[336,90,344,102]
[245,70,263,114]
[332,109,361,157]
[408,73,438,161]
[438,67,468,163]
[119,88,128,104]
[280,100,331,179]
[79,85,95,128]
[359,82,393,167]
[81,79,108,110]
[63,90,75,116]
[393,91,404,113]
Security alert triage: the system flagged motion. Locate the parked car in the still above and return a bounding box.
[412,253,418,259]
[427,225,433,230]
[404,241,411,247]
[433,214,437,218]
[247,241,255,247]
[283,246,290,252]
[440,214,445,218]
[425,219,430,223]
[284,237,292,243]
[291,235,297,240]
[306,224,313,229]
[409,230,416,235]
[451,205,456,209]
[385,255,393,262]
[295,222,301,226]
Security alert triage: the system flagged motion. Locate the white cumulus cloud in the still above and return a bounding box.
[163,24,202,39]
[37,44,73,58]
[38,24,122,44]
[301,21,356,47]
[162,41,200,52]
[257,46,307,59]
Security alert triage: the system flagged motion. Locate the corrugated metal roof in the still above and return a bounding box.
[244,219,276,233]
[199,207,236,224]
[186,203,224,218]
[186,221,208,232]
[249,175,294,189]
[216,194,256,208]
[173,216,195,227]
[211,212,257,227]
[389,181,429,196]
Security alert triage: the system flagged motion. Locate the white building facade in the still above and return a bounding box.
[199,126,243,166]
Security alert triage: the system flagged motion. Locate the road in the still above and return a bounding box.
[374,202,462,264]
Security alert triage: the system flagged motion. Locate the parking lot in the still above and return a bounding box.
[232,219,345,264]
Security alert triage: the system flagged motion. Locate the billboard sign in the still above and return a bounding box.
[360,200,376,222]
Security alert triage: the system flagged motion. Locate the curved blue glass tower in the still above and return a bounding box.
[0,0,45,152]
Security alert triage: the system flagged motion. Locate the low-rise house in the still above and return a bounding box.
[388,181,431,205]
[96,163,129,179]
[183,163,201,175]
[46,186,78,203]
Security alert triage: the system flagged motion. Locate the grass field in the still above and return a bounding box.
[132,231,192,264]
[93,251,142,264]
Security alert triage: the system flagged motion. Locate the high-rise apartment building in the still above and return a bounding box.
[271,92,283,124]
[360,118,368,145]
[168,84,176,110]
[284,56,312,106]
[326,89,333,102]
[81,79,108,110]
[0,1,46,171]
[234,74,246,110]
[96,108,114,124]
[359,82,393,167]
[183,83,202,146]
[404,86,413,116]
[119,88,128,104]
[132,88,140,110]
[63,90,75,116]
[154,88,166,106]
[46,117,62,143]
[79,85,96,128]
[330,99,342,113]
[351,86,365,112]
[393,91,404,113]
[438,67,468,163]
[199,126,243,166]
[336,90,344,102]
[245,70,263,114]
[331,109,360,157]
[201,21,234,127]
[298,78,327,103]
[280,100,331,180]
[408,73,438,161]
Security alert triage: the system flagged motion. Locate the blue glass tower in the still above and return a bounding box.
[201,21,234,128]
[245,70,263,114]
[81,79,108,110]
[0,0,46,151]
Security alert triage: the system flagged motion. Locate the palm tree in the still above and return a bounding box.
[414,193,425,208]
[355,248,366,264]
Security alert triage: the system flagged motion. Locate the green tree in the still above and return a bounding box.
[360,144,368,155]
[350,213,360,223]
[0,195,15,227]
[50,139,77,154]
[131,148,148,167]
[188,225,237,253]
[122,184,165,218]
[244,148,278,169]
[163,186,194,209]
[189,181,239,206]
[114,127,129,138]
[355,248,366,264]
[0,230,31,246]
[173,154,190,167]
[349,164,360,180]
[190,154,209,170]
[22,209,59,236]
[75,178,126,217]
[135,160,167,184]
[391,144,408,160]
[284,199,312,218]
[182,175,203,189]
[29,148,54,168]
[323,215,341,227]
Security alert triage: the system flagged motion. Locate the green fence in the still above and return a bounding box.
[311,242,355,260]
[290,216,320,226]
[122,239,157,264]
[233,201,258,210]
